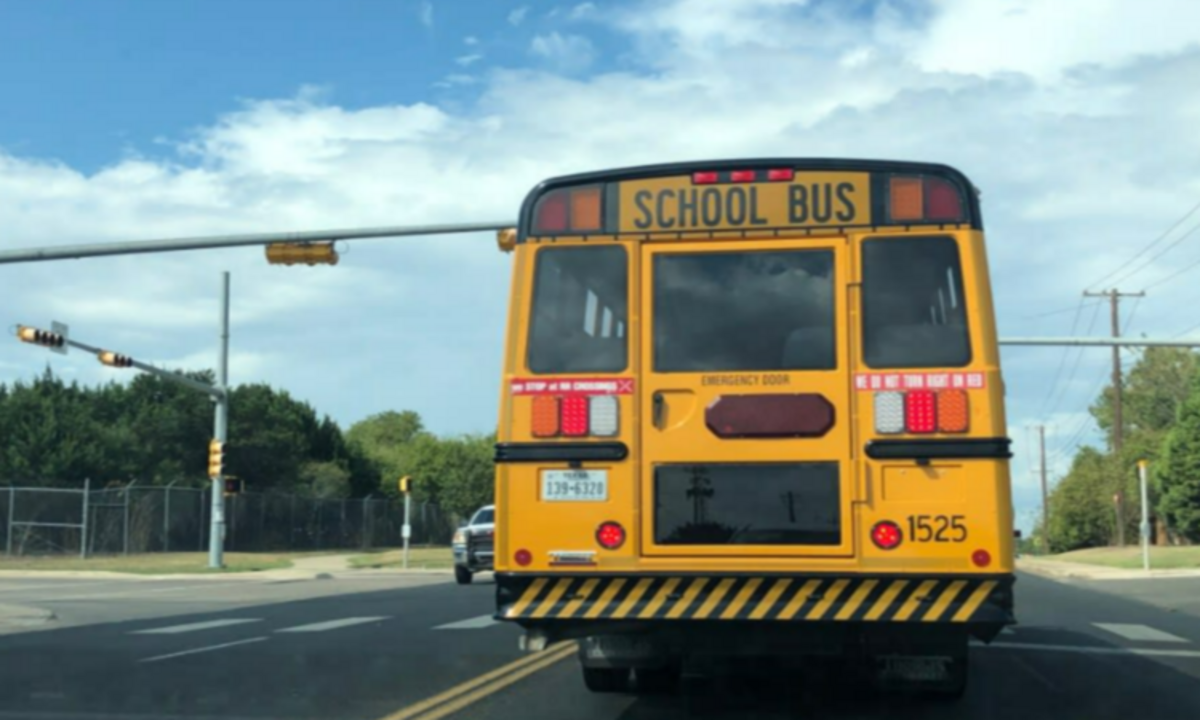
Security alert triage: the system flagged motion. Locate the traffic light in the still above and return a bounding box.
[98,351,134,368]
[16,325,65,349]
[223,477,243,496]
[207,439,224,478]
[264,242,339,266]
[399,475,412,494]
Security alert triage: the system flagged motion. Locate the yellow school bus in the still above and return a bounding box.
[492,159,1015,698]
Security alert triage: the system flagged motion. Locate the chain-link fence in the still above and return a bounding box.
[1,483,456,557]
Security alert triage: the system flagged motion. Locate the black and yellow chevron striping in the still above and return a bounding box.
[498,575,1012,624]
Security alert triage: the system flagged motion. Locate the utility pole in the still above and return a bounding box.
[209,271,231,569]
[1082,288,1145,546]
[1039,424,1049,555]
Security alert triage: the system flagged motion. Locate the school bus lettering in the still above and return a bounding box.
[788,182,858,224]
[500,160,1012,697]
[617,172,870,233]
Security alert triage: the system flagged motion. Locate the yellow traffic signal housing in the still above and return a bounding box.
[399,475,412,494]
[496,228,517,253]
[264,242,339,266]
[223,477,244,496]
[207,439,224,478]
[16,326,65,349]
[98,351,134,368]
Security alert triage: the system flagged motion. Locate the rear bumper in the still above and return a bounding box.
[495,572,1014,629]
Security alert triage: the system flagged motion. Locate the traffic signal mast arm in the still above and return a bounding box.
[16,324,223,399]
[0,221,513,265]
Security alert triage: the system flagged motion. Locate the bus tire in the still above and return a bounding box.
[582,667,630,693]
[454,565,473,585]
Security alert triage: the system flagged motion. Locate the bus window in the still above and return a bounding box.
[527,245,628,374]
[653,250,835,373]
[861,236,970,368]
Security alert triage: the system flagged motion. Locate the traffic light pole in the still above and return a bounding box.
[209,271,231,570]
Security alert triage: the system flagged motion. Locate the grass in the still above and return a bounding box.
[0,550,345,575]
[347,546,454,570]
[1044,545,1200,570]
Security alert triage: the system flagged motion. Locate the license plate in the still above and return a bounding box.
[542,470,608,502]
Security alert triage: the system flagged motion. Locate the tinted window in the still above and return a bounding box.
[527,245,628,374]
[472,508,494,525]
[654,463,840,546]
[862,236,971,368]
[653,250,835,372]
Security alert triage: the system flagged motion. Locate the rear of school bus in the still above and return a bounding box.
[492,159,1015,697]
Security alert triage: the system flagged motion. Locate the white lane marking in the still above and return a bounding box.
[1092,623,1188,643]
[275,616,388,633]
[138,636,267,663]
[434,615,500,630]
[132,618,261,635]
[51,581,250,601]
[980,641,1200,658]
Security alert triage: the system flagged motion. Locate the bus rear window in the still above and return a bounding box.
[653,250,835,373]
[862,236,971,368]
[527,245,628,374]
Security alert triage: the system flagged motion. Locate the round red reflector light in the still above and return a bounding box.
[971,549,992,568]
[596,521,626,550]
[514,549,532,567]
[871,521,903,550]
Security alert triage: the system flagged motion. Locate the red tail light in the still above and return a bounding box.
[904,390,937,434]
[871,521,903,550]
[971,549,991,568]
[561,396,590,436]
[596,521,626,550]
[515,549,533,567]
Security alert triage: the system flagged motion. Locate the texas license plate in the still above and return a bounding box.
[542,469,608,502]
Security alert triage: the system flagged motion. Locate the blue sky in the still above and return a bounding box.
[2,0,1200,532]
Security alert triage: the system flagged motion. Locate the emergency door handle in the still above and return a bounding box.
[652,392,665,429]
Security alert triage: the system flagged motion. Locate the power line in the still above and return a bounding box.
[1023,300,1103,320]
[1042,300,1103,419]
[1036,298,1086,418]
[1088,197,1200,291]
[1136,222,1200,291]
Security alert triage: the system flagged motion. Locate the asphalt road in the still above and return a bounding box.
[0,571,1198,720]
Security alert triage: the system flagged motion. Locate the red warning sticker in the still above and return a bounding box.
[510,378,635,396]
[854,372,985,391]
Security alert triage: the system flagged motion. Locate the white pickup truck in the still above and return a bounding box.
[452,505,495,585]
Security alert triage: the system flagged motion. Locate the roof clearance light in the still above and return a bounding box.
[692,171,719,185]
[889,177,924,222]
[596,521,626,550]
[561,396,589,437]
[871,521,903,550]
[767,168,795,182]
[937,389,970,433]
[534,190,569,233]
[531,396,561,437]
[730,170,756,183]
[569,186,603,232]
[874,392,905,434]
[924,176,963,221]
[905,390,937,434]
[588,395,619,437]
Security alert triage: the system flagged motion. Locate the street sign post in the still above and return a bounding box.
[399,476,412,570]
[1138,459,1150,572]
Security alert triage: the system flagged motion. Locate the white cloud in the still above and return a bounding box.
[508,5,530,26]
[570,2,597,20]
[530,32,595,73]
[456,53,484,67]
[418,0,434,29]
[464,35,479,46]
[3,0,1200,531]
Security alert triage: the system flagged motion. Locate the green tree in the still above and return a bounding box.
[404,433,495,516]
[1157,370,1200,541]
[345,410,428,493]
[1046,446,1115,551]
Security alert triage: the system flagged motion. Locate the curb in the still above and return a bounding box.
[1018,559,1200,581]
[0,603,56,628]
